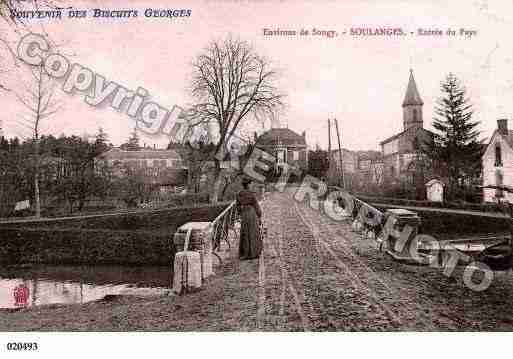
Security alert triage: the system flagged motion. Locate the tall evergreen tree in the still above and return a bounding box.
[93,127,111,156]
[426,73,482,199]
[121,128,141,151]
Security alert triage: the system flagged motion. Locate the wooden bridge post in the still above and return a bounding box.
[383,209,423,263]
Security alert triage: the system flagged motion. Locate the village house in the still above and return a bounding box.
[254,127,308,171]
[482,119,513,203]
[330,149,358,175]
[96,147,187,190]
[329,149,384,187]
[379,70,433,183]
[357,151,384,186]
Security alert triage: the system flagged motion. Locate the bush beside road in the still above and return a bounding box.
[0,204,228,266]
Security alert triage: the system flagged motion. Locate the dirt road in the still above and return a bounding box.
[255,191,513,330]
[2,191,513,331]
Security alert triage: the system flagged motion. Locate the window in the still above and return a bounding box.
[495,143,503,167]
[496,171,504,198]
[277,151,285,163]
[413,108,418,122]
[293,151,299,161]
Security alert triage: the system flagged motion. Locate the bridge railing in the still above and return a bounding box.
[328,186,386,239]
[209,200,238,262]
[328,187,513,268]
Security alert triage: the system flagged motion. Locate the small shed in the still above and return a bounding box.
[426,179,444,202]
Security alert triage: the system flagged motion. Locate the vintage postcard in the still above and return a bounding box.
[0,0,512,357]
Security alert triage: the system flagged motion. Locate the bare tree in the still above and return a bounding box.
[1,0,68,25]
[188,36,285,202]
[1,1,70,91]
[15,62,60,217]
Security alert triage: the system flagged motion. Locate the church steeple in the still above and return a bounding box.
[402,69,423,131]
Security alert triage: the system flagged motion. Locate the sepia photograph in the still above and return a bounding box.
[0,0,513,357]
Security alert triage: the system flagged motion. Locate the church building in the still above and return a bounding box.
[380,70,433,182]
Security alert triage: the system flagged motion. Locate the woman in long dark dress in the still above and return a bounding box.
[236,178,262,260]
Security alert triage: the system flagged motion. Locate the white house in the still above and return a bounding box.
[482,119,513,203]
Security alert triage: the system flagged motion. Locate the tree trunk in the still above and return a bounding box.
[220,176,231,201]
[34,175,41,218]
[211,160,221,204]
[78,198,85,212]
[187,165,193,191]
[34,139,41,218]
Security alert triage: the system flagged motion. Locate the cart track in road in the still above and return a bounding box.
[293,195,459,330]
[293,200,405,329]
[256,191,413,330]
[258,198,311,331]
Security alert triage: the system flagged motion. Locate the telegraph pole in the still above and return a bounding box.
[334,118,345,189]
[327,119,332,184]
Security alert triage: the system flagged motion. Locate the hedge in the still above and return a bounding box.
[0,228,173,266]
[374,205,511,241]
[0,203,229,266]
[355,194,503,214]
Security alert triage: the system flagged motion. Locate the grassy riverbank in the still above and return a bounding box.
[0,203,229,266]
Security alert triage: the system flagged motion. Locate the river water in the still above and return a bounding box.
[0,265,172,309]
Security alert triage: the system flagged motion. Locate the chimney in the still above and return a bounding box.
[498,119,508,135]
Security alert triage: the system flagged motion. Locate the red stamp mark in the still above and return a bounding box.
[13,283,30,307]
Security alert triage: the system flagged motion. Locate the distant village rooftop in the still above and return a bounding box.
[98,148,181,160]
[255,128,306,147]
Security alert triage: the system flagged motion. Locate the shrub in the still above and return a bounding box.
[0,203,229,265]
[373,205,510,240]
[354,194,502,213]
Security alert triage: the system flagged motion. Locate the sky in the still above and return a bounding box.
[1,0,513,152]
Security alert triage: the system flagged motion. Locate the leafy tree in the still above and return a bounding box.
[50,136,95,213]
[0,136,25,216]
[168,140,215,193]
[218,141,258,200]
[424,73,482,199]
[111,164,153,208]
[307,149,329,180]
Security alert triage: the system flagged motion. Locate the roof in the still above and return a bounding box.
[498,130,513,150]
[330,148,357,158]
[380,127,434,145]
[483,129,513,157]
[426,178,445,187]
[256,128,306,147]
[98,148,181,160]
[402,70,424,107]
[357,150,382,161]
